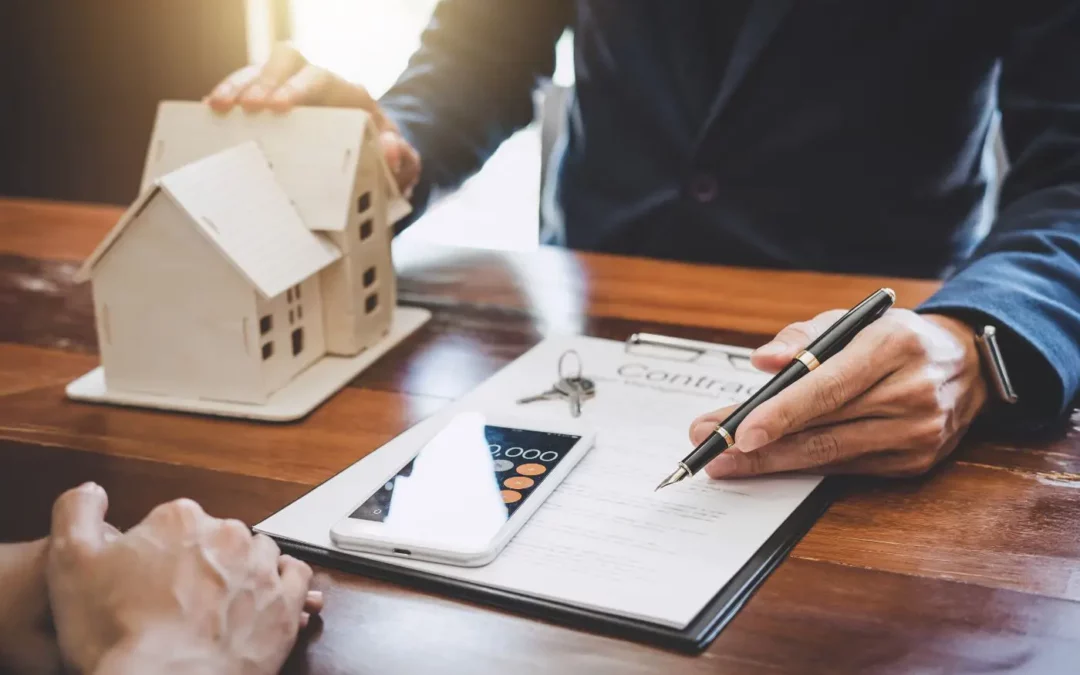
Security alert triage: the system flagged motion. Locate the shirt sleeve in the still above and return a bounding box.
[378,0,572,223]
[918,1,1080,431]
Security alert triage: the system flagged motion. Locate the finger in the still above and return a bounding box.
[268,63,334,112]
[688,404,738,445]
[50,482,109,558]
[304,590,325,615]
[104,522,122,543]
[791,320,954,429]
[811,415,963,478]
[812,448,939,477]
[806,365,932,427]
[143,497,208,532]
[705,417,909,478]
[382,130,404,175]
[266,61,394,132]
[380,131,422,194]
[751,309,846,372]
[279,555,314,610]
[396,137,422,195]
[240,43,307,111]
[251,533,282,575]
[208,518,255,560]
[321,77,392,129]
[734,320,902,452]
[206,65,260,112]
[300,612,311,630]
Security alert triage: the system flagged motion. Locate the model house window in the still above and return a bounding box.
[260,315,272,335]
[295,284,301,300]
[289,309,295,325]
[297,305,303,320]
[287,288,293,303]
[292,328,304,356]
[365,292,378,314]
[359,219,373,240]
[363,266,376,288]
[357,192,371,214]
[262,342,273,360]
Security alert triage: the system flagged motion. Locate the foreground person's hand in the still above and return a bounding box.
[690,310,989,477]
[47,484,320,675]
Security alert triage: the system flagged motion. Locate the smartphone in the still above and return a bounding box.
[330,411,595,566]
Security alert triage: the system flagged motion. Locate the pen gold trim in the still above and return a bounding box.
[794,350,820,371]
[714,425,734,447]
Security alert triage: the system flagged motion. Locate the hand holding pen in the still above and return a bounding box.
[659,288,992,487]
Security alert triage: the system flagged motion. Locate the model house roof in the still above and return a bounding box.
[140,101,412,233]
[76,142,341,299]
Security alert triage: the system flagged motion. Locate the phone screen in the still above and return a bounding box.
[348,413,582,549]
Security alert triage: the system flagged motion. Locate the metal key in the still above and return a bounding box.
[516,387,565,405]
[516,350,596,415]
[516,381,595,406]
[555,376,596,417]
[556,350,595,417]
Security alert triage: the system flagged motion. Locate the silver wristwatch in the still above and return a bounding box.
[974,325,1018,404]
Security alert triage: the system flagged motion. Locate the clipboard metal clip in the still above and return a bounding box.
[625,333,758,372]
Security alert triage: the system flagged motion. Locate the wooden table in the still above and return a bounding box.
[3,198,1080,674]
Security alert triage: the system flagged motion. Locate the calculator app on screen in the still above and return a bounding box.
[351,425,583,523]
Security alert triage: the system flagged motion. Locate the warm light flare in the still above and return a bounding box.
[292,0,439,97]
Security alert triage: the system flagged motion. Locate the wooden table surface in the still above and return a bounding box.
[3,197,1080,674]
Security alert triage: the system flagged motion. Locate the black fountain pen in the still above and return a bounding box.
[655,287,896,491]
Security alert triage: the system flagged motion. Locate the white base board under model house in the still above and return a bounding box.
[66,101,431,421]
[66,306,430,422]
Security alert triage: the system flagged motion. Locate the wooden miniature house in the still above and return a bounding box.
[74,102,412,405]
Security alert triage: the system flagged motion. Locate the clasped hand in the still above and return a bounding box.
[690,309,989,477]
[46,484,322,675]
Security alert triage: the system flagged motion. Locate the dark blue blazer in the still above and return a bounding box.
[382,1,1080,429]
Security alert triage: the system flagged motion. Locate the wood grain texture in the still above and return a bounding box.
[2,198,1079,674]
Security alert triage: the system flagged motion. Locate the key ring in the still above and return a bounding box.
[558,350,583,380]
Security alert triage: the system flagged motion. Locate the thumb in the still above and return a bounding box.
[51,482,109,557]
[381,130,403,175]
[380,130,421,194]
[752,309,846,372]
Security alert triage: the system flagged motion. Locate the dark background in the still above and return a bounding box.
[0,1,289,206]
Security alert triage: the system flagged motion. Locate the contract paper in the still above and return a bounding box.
[255,336,823,629]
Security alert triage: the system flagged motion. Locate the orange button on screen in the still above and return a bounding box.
[504,476,535,490]
[501,490,523,504]
[516,463,546,476]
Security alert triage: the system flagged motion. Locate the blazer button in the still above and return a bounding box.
[688,173,719,203]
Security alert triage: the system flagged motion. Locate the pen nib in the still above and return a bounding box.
[655,465,690,491]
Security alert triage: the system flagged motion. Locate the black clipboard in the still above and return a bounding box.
[270,479,833,653]
[267,333,835,653]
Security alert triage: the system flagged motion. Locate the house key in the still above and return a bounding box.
[516,350,596,417]
[555,376,595,417]
[516,386,567,405]
[555,350,596,417]
[516,379,596,406]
